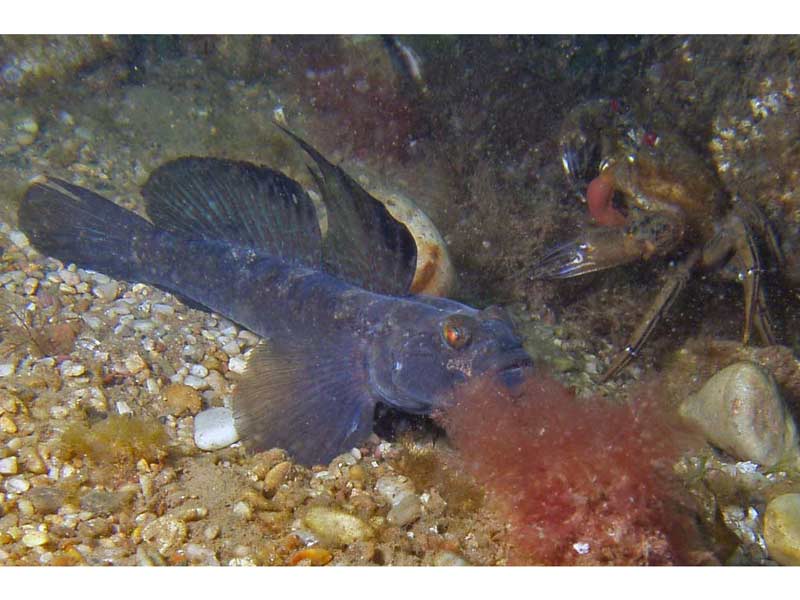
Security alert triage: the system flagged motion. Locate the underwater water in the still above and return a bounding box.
[1,34,800,566]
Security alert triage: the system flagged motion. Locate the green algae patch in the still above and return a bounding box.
[391,436,484,516]
[59,414,169,466]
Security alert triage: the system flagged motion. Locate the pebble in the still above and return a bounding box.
[185,543,220,566]
[263,461,292,496]
[0,362,16,377]
[22,277,39,296]
[432,550,470,566]
[28,487,66,514]
[141,516,187,556]
[204,370,227,396]
[183,374,209,390]
[176,506,208,522]
[387,494,422,527]
[193,407,239,450]
[58,268,81,286]
[679,361,799,467]
[21,531,49,548]
[80,489,131,515]
[190,364,209,378]
[82,315,103,330]
[19,447,46,474]
[164,382,202,416]
[132,319,156,333]
[9,230,29,248]
[0,414,18,433]
[203,524,220,541]
[116,400,133,416]
[232,501,253,520]
[375,474,416,504]
[375,474,422,527]
[238,330,260,345]
[302,506,374,547]
[16,115,38,133]
[228,355,248,374]
[0,456,18,474]
[5,476,30,493]
[60,361,86,378]
[288,548,333,566]
[18,499,35,517]
[93,281,119,301]
[124,353,147,374]
[151,303,174,316]
[764,493,800,566]
[222,340,241,356]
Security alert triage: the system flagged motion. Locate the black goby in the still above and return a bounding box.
[18,128,532,465]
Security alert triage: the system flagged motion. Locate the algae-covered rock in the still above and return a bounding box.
[679,361,799,467]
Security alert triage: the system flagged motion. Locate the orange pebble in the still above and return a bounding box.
[287,548,333,566]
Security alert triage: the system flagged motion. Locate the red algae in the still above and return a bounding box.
[435,371,707,565]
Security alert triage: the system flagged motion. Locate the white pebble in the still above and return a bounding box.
[124,353,147,374]
[190,364,209,378]
[0,362,16,377]
[183,374,209,390]
[132,320,156,332]
[232,501,252,520]
[16,115,39,134]
[152,303,174,316]
[220,324,238,337]
[58,268,81,286]
[22,277,39,295]
[194,407,239,451]
[0,456,18,474]
[60,361,86,377]
[185,543,220,566]
[222,340,241,356]
[228,356,247,374]
[9,230,29,248]
[145,378,160,395]
[93,281,119,301]
[22,532,49,548]
[116,400,133,416]
[5,476,30,493]
[237,330,260,345]
[82,315,103,330]
[572,542,591,555]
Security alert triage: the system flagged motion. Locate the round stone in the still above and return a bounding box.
[193,407,239,450]
[679,361,799,467]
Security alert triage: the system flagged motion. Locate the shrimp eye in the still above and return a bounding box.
[442,316,471,349]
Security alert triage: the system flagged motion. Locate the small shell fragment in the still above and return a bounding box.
[370,187,455,297]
